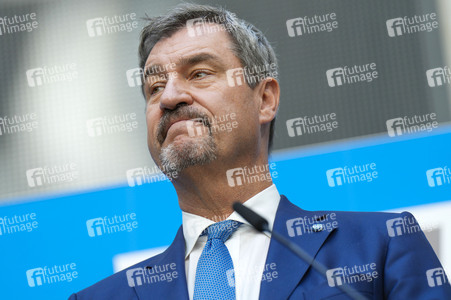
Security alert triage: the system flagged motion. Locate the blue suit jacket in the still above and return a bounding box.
[69,196,451,299]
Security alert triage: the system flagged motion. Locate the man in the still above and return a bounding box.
[69,3,451,299]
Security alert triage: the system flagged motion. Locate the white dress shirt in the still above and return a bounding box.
[182,184,280,300]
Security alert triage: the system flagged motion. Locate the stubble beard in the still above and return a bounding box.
[159,132,217,175]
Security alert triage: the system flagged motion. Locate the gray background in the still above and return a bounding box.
[0,0,450,203]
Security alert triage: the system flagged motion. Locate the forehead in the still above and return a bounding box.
[145,23,235,66]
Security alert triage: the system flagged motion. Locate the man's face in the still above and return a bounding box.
[144,24,261,174]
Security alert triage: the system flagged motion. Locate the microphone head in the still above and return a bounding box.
[232,202,269,232]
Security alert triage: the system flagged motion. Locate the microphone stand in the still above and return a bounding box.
[233,202,368,300]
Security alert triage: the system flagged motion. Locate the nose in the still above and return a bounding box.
[159,76,193,111]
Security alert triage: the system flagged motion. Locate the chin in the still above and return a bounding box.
[159,135,217,174]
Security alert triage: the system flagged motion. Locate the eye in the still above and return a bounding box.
[191,70,209,79]
[150,85,165,96]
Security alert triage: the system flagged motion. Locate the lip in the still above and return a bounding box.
[167,118,189,130]
[163,118,202,141]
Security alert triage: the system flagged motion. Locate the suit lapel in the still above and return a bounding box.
[259,196,336,300]
[133,226,189,300]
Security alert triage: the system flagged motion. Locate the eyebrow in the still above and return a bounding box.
[179,53,223,68]
[144,53,224,79]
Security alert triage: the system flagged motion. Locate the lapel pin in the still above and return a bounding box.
[311,224,324,232]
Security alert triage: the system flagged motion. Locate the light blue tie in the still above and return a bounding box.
[193,220,242,300]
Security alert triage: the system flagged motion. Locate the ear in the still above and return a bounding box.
[256,77,280,125]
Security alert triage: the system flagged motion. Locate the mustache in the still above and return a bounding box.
[156,105,211,145]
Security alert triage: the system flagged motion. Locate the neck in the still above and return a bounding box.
[171,156,273,221]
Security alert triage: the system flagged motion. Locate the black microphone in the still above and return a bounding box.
[233,202,368,300]
[232,202,269,232]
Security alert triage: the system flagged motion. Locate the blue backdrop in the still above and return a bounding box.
[1,126,450,300]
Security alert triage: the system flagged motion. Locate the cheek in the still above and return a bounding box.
[145,108,159,139]
[231,87,258,119]
[220,86,250,113]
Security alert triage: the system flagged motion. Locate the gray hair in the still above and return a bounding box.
[138,3,278,151]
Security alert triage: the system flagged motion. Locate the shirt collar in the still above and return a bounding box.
[182,184,280,259]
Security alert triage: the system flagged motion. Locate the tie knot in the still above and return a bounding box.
[203,220,241,242]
